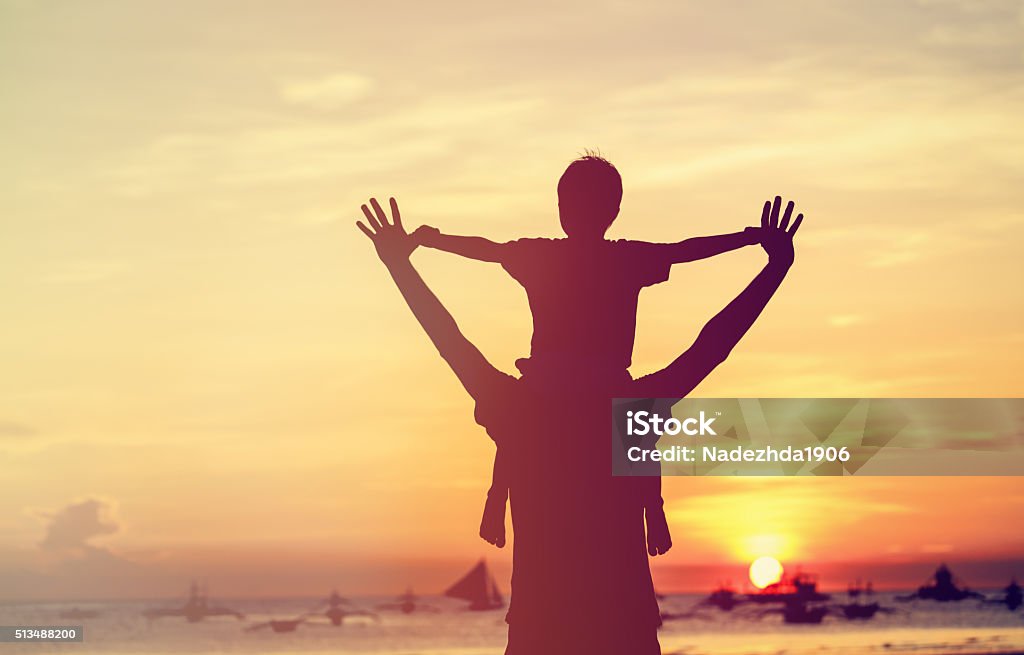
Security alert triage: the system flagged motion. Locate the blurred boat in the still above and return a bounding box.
[702,583,743,611]
[142,582,244,622]
[746,571,830,604]
[758,599,828,624]
[377,587,439,614]
[314,589,379,625]
[246,618,304,633]
[840,601,880,619]
[783,600,828,624]
[983,578,1022,611]
[58,608,100,620]
[847,578,873,598]
[444,559,504,611]
[897,564,983,602]
[836,579,891,620]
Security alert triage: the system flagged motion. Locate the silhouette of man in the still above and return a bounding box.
[413,154,760,553]
[357,194,804,655]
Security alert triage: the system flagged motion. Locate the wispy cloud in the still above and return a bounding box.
[0,421,37,438]
[279,72,374,109]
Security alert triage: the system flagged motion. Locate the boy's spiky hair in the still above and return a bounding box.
[566,148,619,181]
[557,150,623,234]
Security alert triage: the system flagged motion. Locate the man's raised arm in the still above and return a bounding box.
[357,197,505,402]
[635,196,805,401]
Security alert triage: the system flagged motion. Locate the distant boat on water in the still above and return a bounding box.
[58,607,101,620]
[142,582,244,622]
[746,571,830,604]
[836,578,892,620]
[783,600,828,624]
[847,579,873,598]
[897,564,983,602]
[316,589,379,625]
[702,583,743,611]
[444,559,504,611]
[984,578,1022,611]
[377,587,439,614]
[758,599,829,624]
[840,601,881,619]
[246,618,304,633]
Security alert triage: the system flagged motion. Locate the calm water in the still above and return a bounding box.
[2,592,1023,655]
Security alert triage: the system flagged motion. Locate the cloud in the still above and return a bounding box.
[0,498,166,599]
[0,421,37,438]
[279,73,373,109]
[38,498,120,552]
[921,543,954,553]
[97,89,543,194]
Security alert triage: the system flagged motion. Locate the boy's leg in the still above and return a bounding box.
[480,448,509,548]
[643,469,672,556]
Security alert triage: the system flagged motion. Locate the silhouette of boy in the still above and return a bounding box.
[414,153,760,555]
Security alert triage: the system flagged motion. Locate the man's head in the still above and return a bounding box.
[557,152,622,239]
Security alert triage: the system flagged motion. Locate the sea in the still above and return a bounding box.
[2,591,1023,655]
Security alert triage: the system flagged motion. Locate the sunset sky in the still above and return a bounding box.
[2,0,1023,600]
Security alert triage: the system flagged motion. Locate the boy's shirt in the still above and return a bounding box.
[500,237,672,374]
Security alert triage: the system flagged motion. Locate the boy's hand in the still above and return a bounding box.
[758,195,804,267]
[412,225,441,247]
[356,197,414,266]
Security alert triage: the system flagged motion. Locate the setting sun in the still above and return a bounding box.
[749,556,784,589]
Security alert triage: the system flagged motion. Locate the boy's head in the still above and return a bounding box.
[557,152,622,239]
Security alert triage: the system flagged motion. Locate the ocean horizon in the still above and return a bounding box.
[3,590,1023,655]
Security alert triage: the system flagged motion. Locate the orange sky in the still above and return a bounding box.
[1,0,1023,600]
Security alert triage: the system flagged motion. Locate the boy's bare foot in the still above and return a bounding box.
[479,495,506,548]
[646,506,672,556]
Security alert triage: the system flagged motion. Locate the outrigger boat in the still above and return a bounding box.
[377,587,439,614]
[142,582,244,622]
[246,617,305,633]
[837,579,885,620]
[983,579,1022,611]
[758,599,829,624]
[702,583,743,611]
[746,571,830,604]
[896,564,983,602]
[315,589,379,625]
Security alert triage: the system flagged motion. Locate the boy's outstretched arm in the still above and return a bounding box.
[636,197,804,401]
[414,226,506,263]
[357,198,505,403]
[658,227,760,263]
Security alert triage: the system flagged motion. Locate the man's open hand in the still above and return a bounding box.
[758,195,804,266]
[357,197,414,266]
